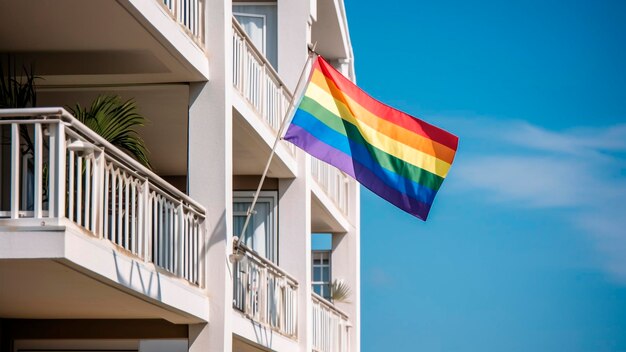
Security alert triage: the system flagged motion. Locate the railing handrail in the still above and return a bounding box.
[232,17,294,99]
[311,292,350,320]
[0,107,206,216]
[238,241,299,286]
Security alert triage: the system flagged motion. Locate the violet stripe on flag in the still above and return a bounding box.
[284,56,458,220]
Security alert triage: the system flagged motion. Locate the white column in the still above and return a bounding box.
[332,181,360,352]
[277,0,311,89]
[278,152,312,352]
[187,0,233,350]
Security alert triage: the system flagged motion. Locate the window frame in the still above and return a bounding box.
[233,190,278,263]
[312,249,332,300]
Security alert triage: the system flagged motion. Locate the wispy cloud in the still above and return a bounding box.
[443,116,626,283]
[367,267,394,287]
[499,121,626,158]
[456,155,616,208]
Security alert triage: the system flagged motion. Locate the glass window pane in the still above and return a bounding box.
[323,284,331,299]
[321,267,329,281]
[313,284,322,296]
[313,267,321,282]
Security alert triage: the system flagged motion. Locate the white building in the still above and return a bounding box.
[0,0,359,351]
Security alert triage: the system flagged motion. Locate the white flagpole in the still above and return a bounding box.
[234,45,318,250]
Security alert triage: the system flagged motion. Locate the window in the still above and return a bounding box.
[233,191,278,263]
[233,4,278,69]
[312,250,332,300]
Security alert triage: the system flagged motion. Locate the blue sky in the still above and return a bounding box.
[343,0,626,350]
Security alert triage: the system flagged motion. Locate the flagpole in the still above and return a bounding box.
[233,45,318,253]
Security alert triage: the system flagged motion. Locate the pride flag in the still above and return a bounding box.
[284,56,458,220]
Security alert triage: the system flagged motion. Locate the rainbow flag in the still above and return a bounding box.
[284,56,458,220]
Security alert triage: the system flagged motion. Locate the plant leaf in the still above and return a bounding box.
[67,95,151,168]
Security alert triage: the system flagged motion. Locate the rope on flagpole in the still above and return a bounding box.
[232,43,318,256]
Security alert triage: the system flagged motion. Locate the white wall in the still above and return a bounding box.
[187,0,233,350]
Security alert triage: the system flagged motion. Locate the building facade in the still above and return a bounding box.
[0,0,359,351]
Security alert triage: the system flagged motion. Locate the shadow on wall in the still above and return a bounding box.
[112,250,162,300]
[250,317,274,349]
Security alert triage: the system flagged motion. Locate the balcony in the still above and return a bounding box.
[311,158,353,232]
[0,108,207,323]
[232,18,291,141]
[233,242,298,339]
[312,292,351,352]
[311,159,350,216]
[231,18,298,178]
[0,0,209,85]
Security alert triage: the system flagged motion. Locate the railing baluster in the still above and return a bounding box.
[137,181,145,258]
[192,218,197,283]
[124,176,130,250]
[151,192,157,263]
[183,212,187,279]
[103,165,110,239]
[33,123,43,219]
[170,204,175,271]
[111,171,117,243]
[131,181,137,254]
[142,181,150,261]
[10,124,20,219]
[117,172,123,246]
[94,153,105,237]
[84,156,91,229]
[158,196,164,267]
[67,150,76,221]
[76,155,83,226]
[176,203,183,276]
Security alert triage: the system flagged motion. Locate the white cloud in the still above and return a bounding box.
[445,116,626,283]
[498,121,626,160]
[456,155,609,208]
[367,267,394,287]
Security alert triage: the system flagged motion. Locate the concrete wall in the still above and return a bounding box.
[0,0,359,351]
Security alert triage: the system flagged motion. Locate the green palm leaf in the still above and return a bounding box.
[0,56,39,108]
[331,279,351,303]
[68,95,151,168]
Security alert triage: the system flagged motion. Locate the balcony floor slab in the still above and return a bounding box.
[0,223,208,324]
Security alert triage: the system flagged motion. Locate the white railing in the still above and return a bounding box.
[310,158,350,216]
[312,293,351,352]
[232,18,296,155]
[233,242,298,338]
[0,108,205,287]
[161,0,205,45]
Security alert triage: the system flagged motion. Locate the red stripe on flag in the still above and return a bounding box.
[316,57,459,151]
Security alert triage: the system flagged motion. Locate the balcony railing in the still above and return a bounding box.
[161,0,205,45]
[312,293,351,352]
[232,18,296,155]
[0,108,205,287]
[311,158,350,216]
[233,242,298,338]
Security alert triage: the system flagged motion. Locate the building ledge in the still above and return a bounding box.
[0,222,209,324]
[231,310,300,352]
[232,94,298,178]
